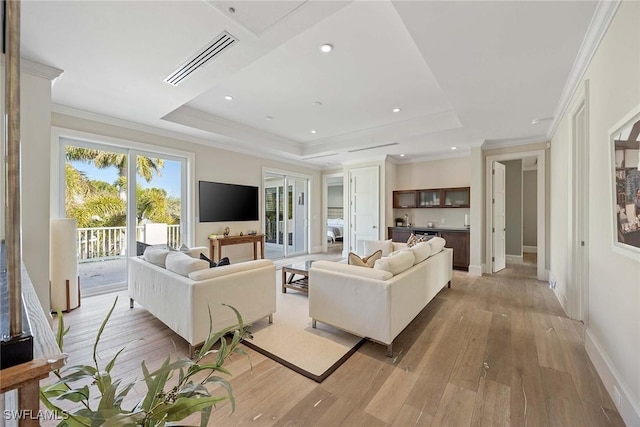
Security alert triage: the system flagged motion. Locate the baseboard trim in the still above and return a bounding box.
[468,265,483,277]
[523,245,538,253]
[549,271,568,314]
[506,255,524,264]
[310,245,323,254]
[585,329,640,427]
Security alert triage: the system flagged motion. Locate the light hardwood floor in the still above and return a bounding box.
[42,255,625,426]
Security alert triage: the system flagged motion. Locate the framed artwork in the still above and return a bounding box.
[610,104,640,260]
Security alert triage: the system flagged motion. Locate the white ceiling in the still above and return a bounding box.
[20,0,599,168]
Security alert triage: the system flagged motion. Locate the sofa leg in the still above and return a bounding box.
[448,280,451,289]
[268,314,273,324]
[386,343,393,358]
[129,298,134,309]
[312,319,317,329]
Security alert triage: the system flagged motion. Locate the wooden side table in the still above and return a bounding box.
[208,234,265,262]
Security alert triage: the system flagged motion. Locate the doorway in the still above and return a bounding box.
[486,149,546,281]
[348,166,380,254]
[60,138,188,296]
[263,171,309,259]
[322,173,344,255]
[569,83,589,323]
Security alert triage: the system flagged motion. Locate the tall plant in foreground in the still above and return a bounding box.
[40,297,251,426]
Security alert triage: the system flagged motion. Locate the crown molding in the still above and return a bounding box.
[395,150,470,165]
[548,0,621,139]
[482,137,549,151]
[0,54,64,81]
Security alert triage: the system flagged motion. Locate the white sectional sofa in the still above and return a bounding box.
[128,246,276,355]
[309,239,453,356]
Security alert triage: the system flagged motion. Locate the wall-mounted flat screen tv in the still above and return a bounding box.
[199,181,259,222]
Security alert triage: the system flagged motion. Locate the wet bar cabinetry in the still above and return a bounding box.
[388,226,470,271]
[393,187,470,208]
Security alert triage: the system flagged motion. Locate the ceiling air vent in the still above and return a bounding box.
[164,31,237,86]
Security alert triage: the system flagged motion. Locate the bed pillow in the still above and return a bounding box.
[374,250,415,275]
[348,250,382,268]
[363,239,394,257]
[428,236,447,254]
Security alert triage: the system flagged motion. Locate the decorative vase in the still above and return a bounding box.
[223,226,230,237]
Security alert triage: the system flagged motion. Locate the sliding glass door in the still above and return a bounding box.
[263,172,308,259]
[61,139,187,296]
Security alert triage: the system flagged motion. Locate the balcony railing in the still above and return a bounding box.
[77,224,181,263]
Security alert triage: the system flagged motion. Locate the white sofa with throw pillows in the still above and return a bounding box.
[128,245,276,355]
[308,236,452,356]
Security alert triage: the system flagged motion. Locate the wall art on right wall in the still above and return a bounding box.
[610,104,640,260]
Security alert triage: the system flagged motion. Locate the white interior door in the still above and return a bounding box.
[492,161,506,272]
[349,166,379,253]
[571,102,589,322]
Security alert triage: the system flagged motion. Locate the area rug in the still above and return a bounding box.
[242,276,364,382]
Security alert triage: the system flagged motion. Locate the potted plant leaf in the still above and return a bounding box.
[40,297,250,426]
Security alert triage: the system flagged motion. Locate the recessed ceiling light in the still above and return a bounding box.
[392,108,401,113]
[311,130,317,134]
[400,154,405,157]
[451,147,457,150]
[224,95,233,101]
[265,116,273,121]
[320,44,333,53]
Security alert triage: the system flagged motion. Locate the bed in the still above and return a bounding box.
[327,218,344,243]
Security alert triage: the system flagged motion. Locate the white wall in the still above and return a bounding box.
[550,1,640,424]
[394,156,471,228]
[51,113,323,260]
[0,63,55,311]
[22,73,54,311]
[523,170,537,248]
[327,185,343,207]
[503,159,523,256]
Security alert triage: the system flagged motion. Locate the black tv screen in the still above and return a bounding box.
[199,181,259,222]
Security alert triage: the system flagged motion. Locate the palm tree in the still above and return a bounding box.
[65,146,164,182]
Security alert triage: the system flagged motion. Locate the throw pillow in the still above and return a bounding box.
[199,253,231,268]
[374,250,415,275]
[165,252,209,277]
[362,239,394,256]
[200,253,217,268]
[406,233,427,248]
[428,236,446,254]
[348,250,382,268]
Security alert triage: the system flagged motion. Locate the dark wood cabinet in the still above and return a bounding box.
[439,231,470,270]
[393,187,470,208]
[393,191,417,208]
[388,226,470,271]
[388,227,413,243]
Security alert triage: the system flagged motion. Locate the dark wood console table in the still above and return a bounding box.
[208,234,265,263]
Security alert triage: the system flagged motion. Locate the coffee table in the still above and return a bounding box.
[281,260,315,294]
